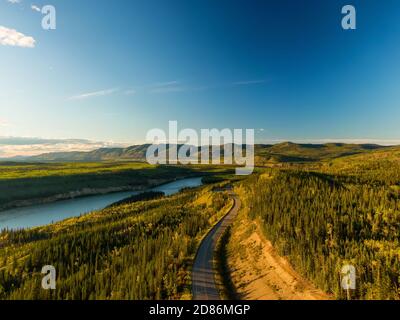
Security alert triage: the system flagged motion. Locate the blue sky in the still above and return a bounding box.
[1,0,400,155]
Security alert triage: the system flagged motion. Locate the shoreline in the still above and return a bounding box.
[0,174,203,213]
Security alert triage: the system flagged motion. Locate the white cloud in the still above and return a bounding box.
[150,86,185,94]
[68,88,119,100]
[0,26,35,48]
[0,137,131,158]
[233,80,266,86]
[0,118,10,127]
[147,81,187,94]
[7,0,21,4]
[31,4,41,12]
[152,81,179,87]
[73,79,265,98]
[124,89,136,95]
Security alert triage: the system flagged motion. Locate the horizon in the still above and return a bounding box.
[1,135,400,159]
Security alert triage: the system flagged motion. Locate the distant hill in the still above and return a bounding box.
[28,144,152,162]
[2,142,391,163]
[255,142,386,163]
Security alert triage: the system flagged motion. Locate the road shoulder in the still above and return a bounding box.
[225,207,330,300]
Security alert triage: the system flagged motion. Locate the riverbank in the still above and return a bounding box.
[0,177,205,230]
[0,162,205,212]
[0,182,229,300]
[0,178,169,212]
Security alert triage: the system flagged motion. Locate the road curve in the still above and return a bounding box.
[192,194,241,300]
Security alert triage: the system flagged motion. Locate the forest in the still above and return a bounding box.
[237,151,400,299]
[0,185,231,299]
[1,144,400,300]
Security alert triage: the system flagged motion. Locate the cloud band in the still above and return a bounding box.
[0,26,36,48]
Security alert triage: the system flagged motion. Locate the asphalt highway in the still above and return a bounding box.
[192,195,241,300]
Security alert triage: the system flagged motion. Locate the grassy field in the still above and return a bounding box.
[0,162,155,180]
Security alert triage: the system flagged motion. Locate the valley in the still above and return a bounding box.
[0,142,399,300]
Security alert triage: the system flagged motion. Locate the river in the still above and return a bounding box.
[0,177,203,230]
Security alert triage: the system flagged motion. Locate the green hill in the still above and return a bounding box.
[255,142,387,163]
[21,142,390,163]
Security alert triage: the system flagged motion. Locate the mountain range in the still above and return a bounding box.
[0,142,392,163]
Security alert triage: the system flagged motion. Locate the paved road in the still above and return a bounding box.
[192,194,241,300]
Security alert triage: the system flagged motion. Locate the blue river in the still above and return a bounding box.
[0,177,203,230]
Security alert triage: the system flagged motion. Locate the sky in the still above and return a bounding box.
[1,0,400,156]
